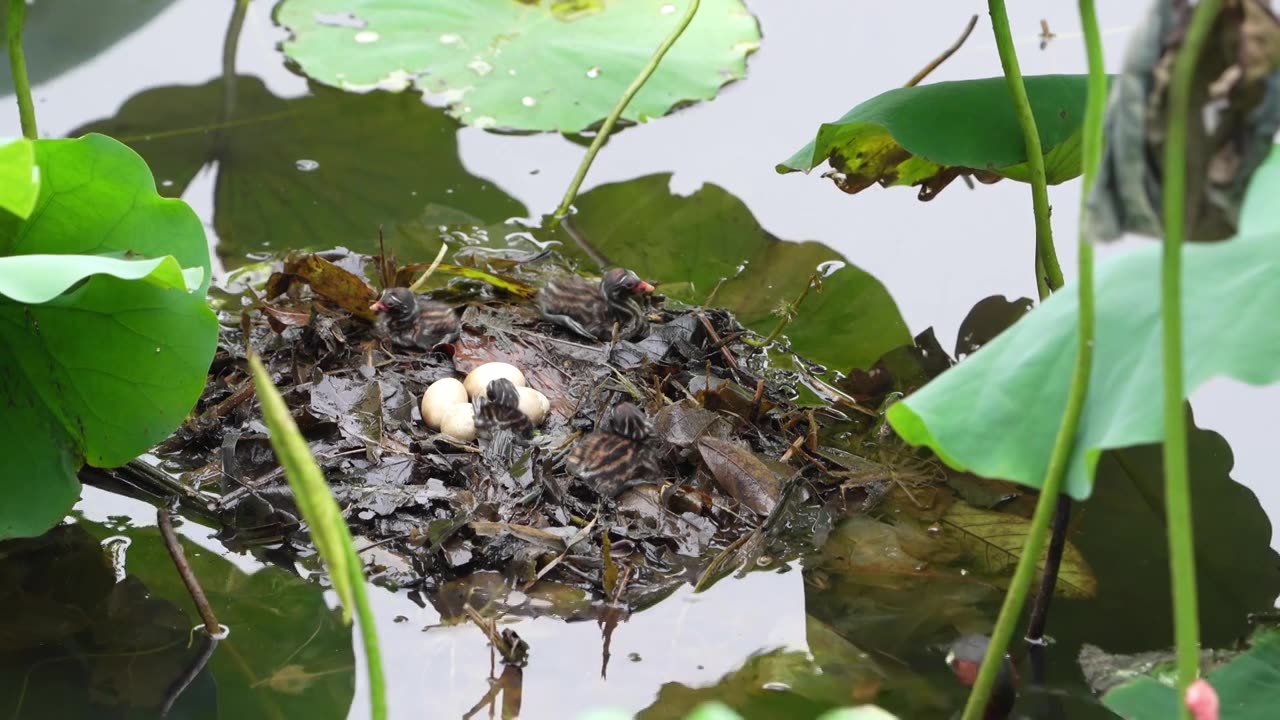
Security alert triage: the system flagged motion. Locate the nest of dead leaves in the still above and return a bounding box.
[150,247,934,620]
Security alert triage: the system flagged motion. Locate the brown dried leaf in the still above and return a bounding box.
[696,436,781,515]
[271,253,378,320]
[468,522,567,551]
[261,304,312,333]
[654,400,732,448]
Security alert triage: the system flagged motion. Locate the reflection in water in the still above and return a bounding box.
[74,78,526,269]
[0,515,354,719]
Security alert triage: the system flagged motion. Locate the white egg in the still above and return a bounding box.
[439,403,477,442]
[420,377,468,430]
[516,387,550,426]
[463,362,527,399]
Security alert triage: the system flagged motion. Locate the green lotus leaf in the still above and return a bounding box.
[779,75,1100,199]
[0,138,38,219]
[886,145,1280,499]
[275,0,761,132]
[0,135,217,539]
[1104,630,1280,719]
[0,254,202,303]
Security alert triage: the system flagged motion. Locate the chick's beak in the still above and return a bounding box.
[634,280,656,294]
[371,301,388,312]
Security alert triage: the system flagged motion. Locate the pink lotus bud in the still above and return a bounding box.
[1185,679,1219,720]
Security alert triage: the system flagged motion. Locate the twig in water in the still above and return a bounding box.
[157,503,222,636]
[748,378,766,422]
[905,14,980,87]
[694,311,755,386]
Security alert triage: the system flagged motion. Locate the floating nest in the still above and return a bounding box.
[104,247,949,623]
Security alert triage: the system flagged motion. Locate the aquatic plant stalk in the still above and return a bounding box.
[987,0,1063,296]
[6,0,37,138]
[552,0,699,221]
[1162,2,1221,716]
[960,1,1104,717]
[249,355,387,720]
[905,14,979,88]
[740,271,820,348]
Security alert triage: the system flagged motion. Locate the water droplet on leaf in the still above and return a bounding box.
[522,96,537,107]
[439,33,460,45]
[661,3,676,15]
[586,66,601,78]
[354,30,379,43]
[295,159,320,172]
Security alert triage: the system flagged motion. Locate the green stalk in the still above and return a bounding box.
[551,0,699,222]
[6,0,37,138]
[1163,2,1221,716]
[988,0,1063,297]
[249,355,387,719]
[960,1,1105,717]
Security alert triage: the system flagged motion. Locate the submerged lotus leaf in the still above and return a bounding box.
[0,135,217,539]
[778,75,1097,199]
[75,77,525,268]
[887,146,1280,499]
[941,501,1096,599]
[275,0,761,132]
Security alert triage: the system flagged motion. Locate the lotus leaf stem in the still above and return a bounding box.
[960,1,1104,716]
[988,0,1063,297]
[1162,1,1222,716]
[6,0,37,138]
[552,0,700,222]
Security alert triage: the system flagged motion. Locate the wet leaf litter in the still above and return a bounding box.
[136,246,1095,629]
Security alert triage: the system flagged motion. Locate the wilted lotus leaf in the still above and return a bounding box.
[1088,0,1280,242]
